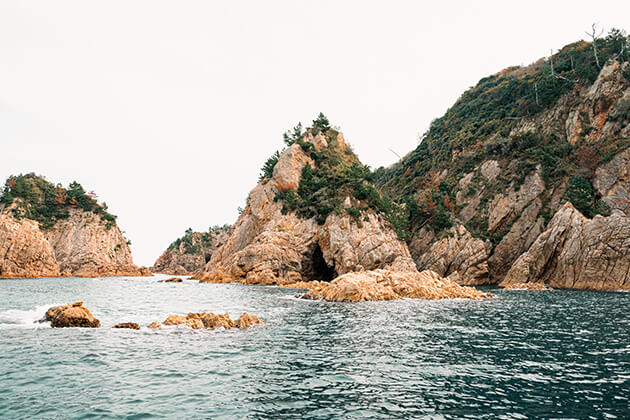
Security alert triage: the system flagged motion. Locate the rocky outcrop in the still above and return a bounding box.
[502,282,552,290]
[501,203,630,290]
[594,147,630,215]
[300,269,492,302]
[45,302,100,328]
[196,130,420,286]
[113,322,140,330]
[412,224,489,285]
[43,209,149,277]
[0,211,60,278]
[151,229,231,275]
[151,312,263,330]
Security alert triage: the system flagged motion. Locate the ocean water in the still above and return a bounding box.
[0,275,628,419]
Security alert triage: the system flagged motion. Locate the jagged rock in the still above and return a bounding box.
[158,277,183,283]
[299,269,493,302]
[113,322,140,330]
[45,302,100,328]
[147,321,162,329]
[488,167,545,233]
[412,224,489,285]
[0,210,60,278]
[488,199,546,281]
[501,203,630,290]
[594,147,630,215]
[156,312,263,330]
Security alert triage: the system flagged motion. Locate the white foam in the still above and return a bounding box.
[0,303,60,329]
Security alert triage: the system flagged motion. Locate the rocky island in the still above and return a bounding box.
[0,174,149,278]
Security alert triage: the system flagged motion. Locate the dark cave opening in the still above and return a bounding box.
[311,244,337,282]
[204,253,212,264]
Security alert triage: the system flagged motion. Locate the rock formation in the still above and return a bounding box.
[158,277,183,283]
[195,129,423,287]
[501,203,630,290]
[151,227,231,275]
[300,269,492,302]
[149,312,263,330]
[0,174,149,278]
[45,302,100,328]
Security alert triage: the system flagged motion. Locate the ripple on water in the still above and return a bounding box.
[0,276,628,419]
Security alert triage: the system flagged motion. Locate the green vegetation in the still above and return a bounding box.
[0,173,117,229]
[259,150,281,181]
[374,30,629,242]
[167,225,231,255]
[564,176,611,218]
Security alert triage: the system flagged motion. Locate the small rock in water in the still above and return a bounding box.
[158,277,183,283]
[152,312,263,330]
[112,322,140,330]
[45,301,101,328]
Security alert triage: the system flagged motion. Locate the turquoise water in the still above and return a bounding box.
[0,275,628,419]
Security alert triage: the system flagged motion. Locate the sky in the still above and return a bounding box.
[1,1,629,266]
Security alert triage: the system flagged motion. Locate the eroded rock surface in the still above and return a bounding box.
[113,322,140,330]
[300,269,492,302]
[412,224,489,285]
[45,302,100,328]
[501,203,630,290]
[594,148,630,215]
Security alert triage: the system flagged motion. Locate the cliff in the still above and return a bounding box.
[0,174,149,278]
[193,116,486,300]
[375,32,630,290]
[151,227,231,275]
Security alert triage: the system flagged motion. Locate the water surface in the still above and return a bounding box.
[1,275,628,419]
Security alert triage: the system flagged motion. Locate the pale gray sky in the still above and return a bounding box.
[1,1,628,266]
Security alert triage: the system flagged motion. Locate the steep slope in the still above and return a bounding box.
[151,226,231,275]
[375,31,630,288]
[0,174,149,278]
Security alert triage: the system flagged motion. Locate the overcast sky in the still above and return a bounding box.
[1,1,628,266]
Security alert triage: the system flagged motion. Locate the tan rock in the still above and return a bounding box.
[300,269,492,302]
[501,203,630,290]
[45,302,100,328]
[147,321,162,329]
[412,224,489,285]
[501,282,552,290]
[0,210,60,278]
[156,312,263,330]
[272,143,314,192]
[594,147,630,215]
[480,160,501,181]
[158,277,183,283]
[113,322,140,330]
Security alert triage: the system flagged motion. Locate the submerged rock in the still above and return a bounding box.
[501,282,552,291]
[299,269,492,302]
[158,277,183,283]
[112,322,140,330]
[45,302,100,328]
[152,312,263,330]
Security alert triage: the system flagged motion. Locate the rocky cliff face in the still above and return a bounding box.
[195,130,423,285]
[151,229,231,275]
[376,45,630,290]
[43,209,148,277]
[501,203,630,290]
[0,175,148,278]
[0,210,60,278]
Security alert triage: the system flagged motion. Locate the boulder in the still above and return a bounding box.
[45,302,100,328]
[158,277,183,283]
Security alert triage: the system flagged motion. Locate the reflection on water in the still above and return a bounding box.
[0,275,628,419]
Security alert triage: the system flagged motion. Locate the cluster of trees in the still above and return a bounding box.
[0,173,117,229]
[167,225,231,255]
